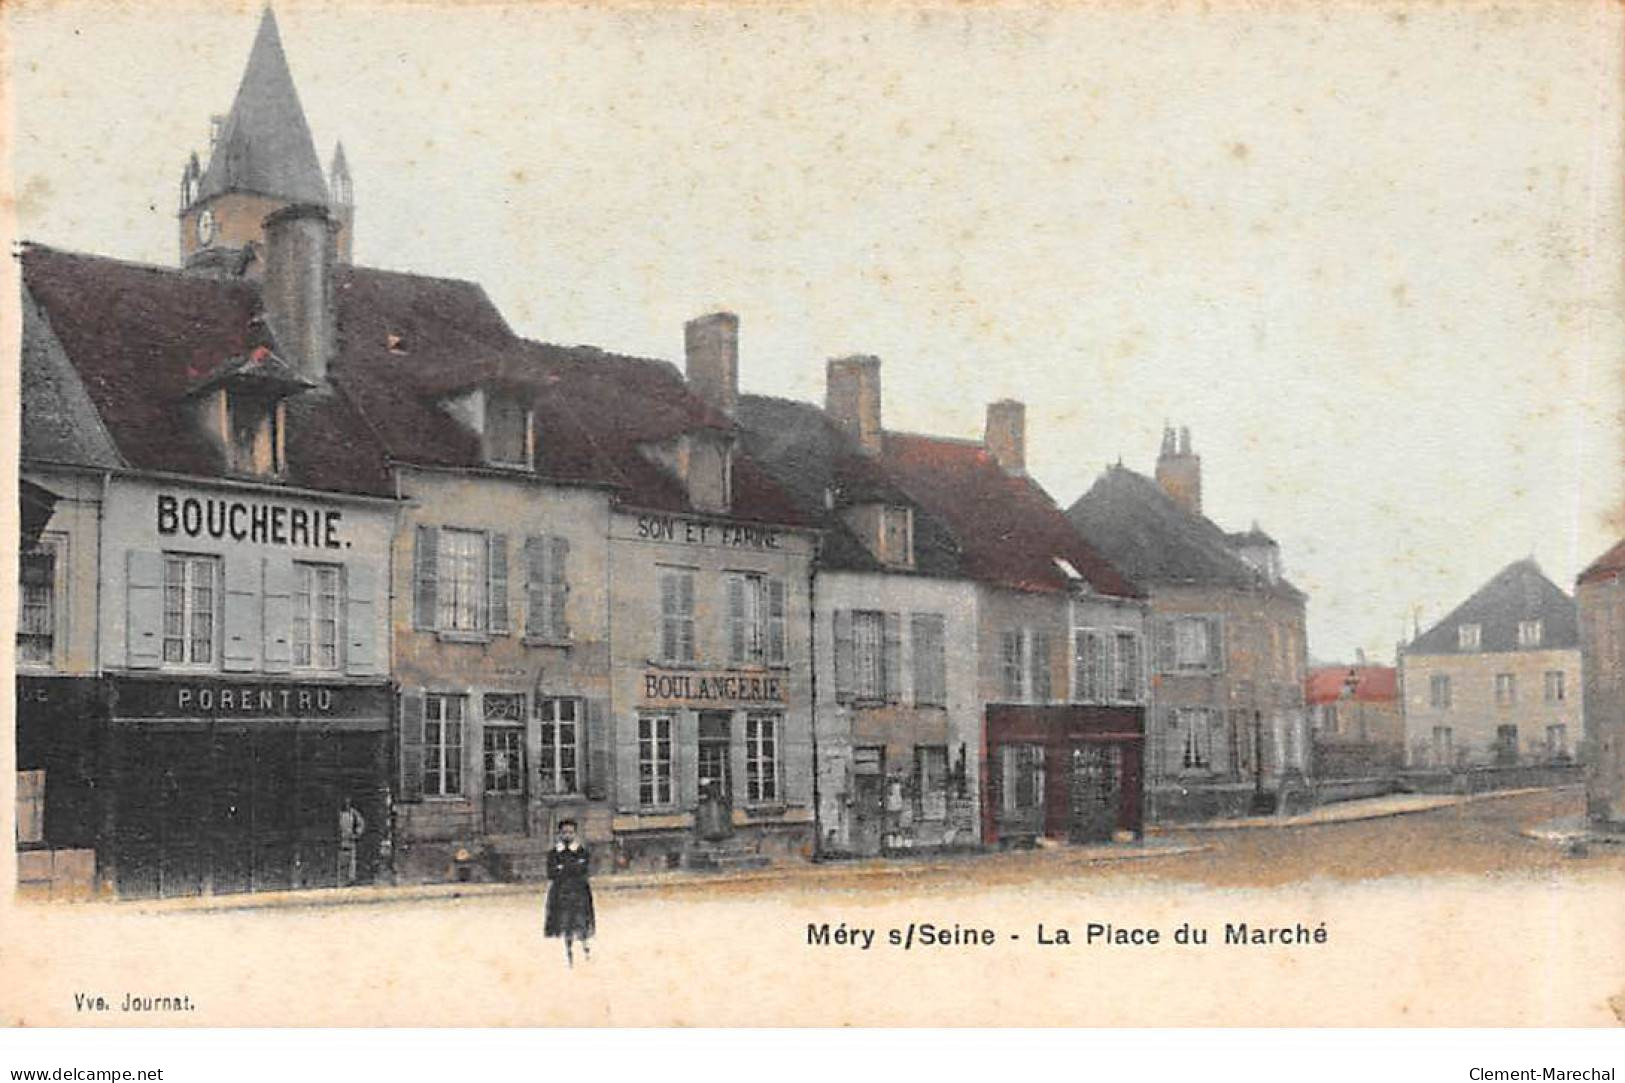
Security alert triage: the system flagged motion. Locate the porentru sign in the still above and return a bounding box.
[156,493,345,550]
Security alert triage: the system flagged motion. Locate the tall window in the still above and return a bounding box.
[1000,744,1044,816]
[1073,631,1106,703]
[911,613,947,707]
[728,574,786,665]
[638,714,675,807]
[1546,724,1569,760]
[659,570,696,663]
[916,745,950,820]
[745,713,780,803]
[17,540,59,666]
[1113,632,1142,702]
[853,610,887,701]
[292,562,341,670]
[438,528,487,632]
[1517,620,1543,649]
[162,554,218,666]
[525,535,570,641]
[1431,726,1454,765]
[1494,673,1517,706]
[1001,629,1026,701]
[1178,709,1216,770]
[879,506,913,566]
[537,698,580,796]
[423,694,466,797]
[1544,670,1565,704]
[1458,623,1481,651]
[1002,629,1050,702]
[1429,674,1452,709]
[1173,618,1213,672]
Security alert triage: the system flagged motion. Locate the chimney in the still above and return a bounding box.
[261,203,337,383]
[1155,423,1202,516]
[825,355,883,456]
[984,399,1026,476]
[684,312,739,417]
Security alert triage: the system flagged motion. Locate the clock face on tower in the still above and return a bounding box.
[196,208,217,247]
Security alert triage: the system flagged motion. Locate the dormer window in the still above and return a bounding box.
[683,432,733,514]
[187,347,310,480]
[878,506,913,567]
[484,392,533,468]
[228,390,286,477]
[1458,623,1481,651]
[1517,620,1542,649]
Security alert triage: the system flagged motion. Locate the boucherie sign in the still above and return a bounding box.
[156,493,344,550]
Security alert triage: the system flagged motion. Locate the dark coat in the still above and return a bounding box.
[544,843,595,940]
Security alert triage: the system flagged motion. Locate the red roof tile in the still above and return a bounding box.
[881,432,1142,597]
[1305,665,1398,705]
[1578,539,1625,587]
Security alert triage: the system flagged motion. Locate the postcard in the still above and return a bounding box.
[2,0,1623,1031]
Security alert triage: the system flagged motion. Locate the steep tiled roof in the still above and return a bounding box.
[881,433,1142,597]
[20,244,392,496]
[1306,665,1398,705]
[1578,539,1625,587]
[1407,558,1579,655]
[1066,464,1302,598]
[196,9,330,206]
[735,394,962,575]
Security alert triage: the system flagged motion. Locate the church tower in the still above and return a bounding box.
[1154,424,1203,517]
[178,8,353,275]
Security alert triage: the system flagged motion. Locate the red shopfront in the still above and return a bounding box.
[982,704,1144,845]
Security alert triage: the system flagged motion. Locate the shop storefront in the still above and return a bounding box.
[983,704,1144,845]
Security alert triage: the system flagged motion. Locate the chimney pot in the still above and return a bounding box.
[984,399,1026,476]
[684,312,739,417]
[826,355,883,456]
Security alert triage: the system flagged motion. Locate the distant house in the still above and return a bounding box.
[1305,663,1403,777]
[1576,540,1625,828]
[1400,559,1581,769]
[1067,427,1311,821]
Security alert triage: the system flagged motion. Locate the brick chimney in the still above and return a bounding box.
[984,399,1026,476]
[1155,423,1202,516]
[261,203,337,383]
[684,312,739,417]
[826,355,883,456]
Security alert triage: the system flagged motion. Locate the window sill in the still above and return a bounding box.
[739,803,788,817]
[523,637,573,649]
[536,792,588,803]
[436,631,492,645]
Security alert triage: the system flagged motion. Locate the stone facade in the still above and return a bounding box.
[1577,548,1625,826]
[1400,647,1582,768]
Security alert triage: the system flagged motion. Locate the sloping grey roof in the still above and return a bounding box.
[1066,464,1301,598]
[735,394,962,576]
[1408,558,1579,655]
[197,9,331,205]
[19,282,124,469]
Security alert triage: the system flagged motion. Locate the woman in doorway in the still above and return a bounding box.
[544,819,595,967]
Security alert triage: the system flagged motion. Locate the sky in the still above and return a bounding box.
[6,0,1622,664]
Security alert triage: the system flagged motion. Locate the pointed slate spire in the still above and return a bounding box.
[197,8,330,205]
[329,141,352,205]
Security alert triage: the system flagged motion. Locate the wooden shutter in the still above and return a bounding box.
[524,536,546,638]
[767,578,786,664]
[678,573,695,661]
[398,688,425,803]
[262,558,293,673]
[615,712,641,812]
[1155,618,1175,674]
[345,560,377,675]
[727,575,746,663]
[659,572,678,661]
[1031,630,1052,702]
[1207,616,1224,673]
[126,550,164,669]
[883,612,902,704]
[585,698,609,801]
[221,555,259,672]
[412,525,438,630]
[833,609,854,704]
[487,533,509,634]
[548,536,570,639]
[676,709,699,809]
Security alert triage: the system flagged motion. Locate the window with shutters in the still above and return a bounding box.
[415,525,509,637]
[291,562,342,670]
[162,554,219,667]
[745,712,781,803]
[658,569,696,663]
[438,528,487,632]
[728,573,786,666]
[638,713,675,807]
[537,697,581,796]
[851,610,887,702]
[17,536,62,668]
[525,535,571,642]
[911,613,947,707]
[423,693,466,797]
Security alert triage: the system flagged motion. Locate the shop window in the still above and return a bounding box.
[1000,744,1045,818]
[836,609,899,705]
[658,570,696,663]
[413,525,508,636]
[292,562,342,670]
[745,713,781,804]
[538,698,580,796]
[1544,670,1565,704]
[638,714,675,808]
[524,535,571,642]
[1494,673,1517,707]
[162,554,219,666]
[1429,674,1452,709]
[728,574,786,666]
[423,694,466,797]
[911,613,947,707]
[17,537,61,667]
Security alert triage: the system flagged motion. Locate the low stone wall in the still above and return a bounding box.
[16,848,98,901]
[1313,777,1404,805]
[1401,763,1583,795]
